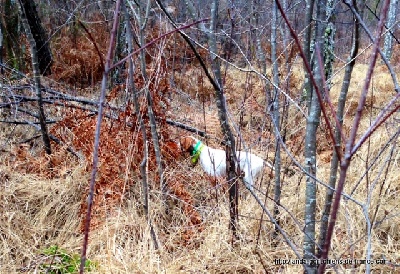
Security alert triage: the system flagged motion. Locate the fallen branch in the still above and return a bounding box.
[18,134,42,144]
[0,120,56,124]
[166,118,207,137]
[2,82,210,141]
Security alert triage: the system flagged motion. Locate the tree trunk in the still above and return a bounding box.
[271,0,281,240]
[317,0,361,258]
[302,0,315,105]
[0,19,3,74]
[18,0,52,155]
[323,0,336,89]
[3,0,23,72]
[303,0,326,273]
[383,0,398,60]
[19,0,52,75]
[208,0,239,239]
[253,0,266,75]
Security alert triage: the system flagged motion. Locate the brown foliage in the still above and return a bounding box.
[11,60,203,244]
[48,79,171,231]
[51,16,109,87]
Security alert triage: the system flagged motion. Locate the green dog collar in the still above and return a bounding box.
[191,140,202,155]
[191,141,204,164]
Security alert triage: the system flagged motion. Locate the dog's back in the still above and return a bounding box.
[236,151,264,187]
[199,146,227,177]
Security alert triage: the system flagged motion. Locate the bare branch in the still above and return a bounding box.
[344,0,400,93]
[110,18,209,71]
[318,0,392,272]
[79,1,122,272]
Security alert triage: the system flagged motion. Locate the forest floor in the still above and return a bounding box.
[0,59,399,273]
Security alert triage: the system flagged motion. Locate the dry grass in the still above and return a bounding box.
[0,163,85,272]
[1,60,399,274]
[1,152,398,273]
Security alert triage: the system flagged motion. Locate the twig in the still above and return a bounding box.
[350,128,400,196]
[274,0,341,162]
[365,3,400,45]
[351,92,400,156]
[0,63,27,78]
[77,20,105,72]
[109,18,209,72]
[318,0,391,272]
[345,0,400,93]
[18,134,42,144]
[314,44,344,160]
[79,1,122,273]
[247,186,302,259]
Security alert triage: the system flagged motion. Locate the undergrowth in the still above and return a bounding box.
[40,245,96,273]
[0,10,399,274]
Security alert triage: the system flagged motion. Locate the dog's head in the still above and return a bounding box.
[179,136,198,155]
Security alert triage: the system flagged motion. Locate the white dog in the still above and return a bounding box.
[180,136,272,189]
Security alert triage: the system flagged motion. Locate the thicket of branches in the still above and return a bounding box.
[1,0,399,273]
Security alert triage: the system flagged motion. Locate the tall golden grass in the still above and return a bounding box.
[1,62,398,273]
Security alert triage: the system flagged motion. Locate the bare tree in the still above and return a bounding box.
[318,0,362,258]
[157,0,241,238]
[79,1,122,272]
[271,0,281,240]
[254,0,267,75]
[1,0,24,72]
[17,0,52,155]
[123,0,158,250]
[128,0,166,207]
[303,0,327,272]
[18,0,52,75]
[208,0,240,238]
[318,0,392,272]
[2,1,400,273]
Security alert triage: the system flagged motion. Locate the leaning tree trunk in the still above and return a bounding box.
[18,0,51,155]
[303,0,326,273]
[18,0,52,75]
[208,0,239,239]
[164,0,239,239]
